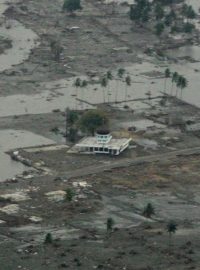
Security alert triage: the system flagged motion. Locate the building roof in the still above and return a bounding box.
[96,129,110,135]
[76,137,131,150]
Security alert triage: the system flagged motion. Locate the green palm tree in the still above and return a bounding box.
[106,71,113,103]
[171,71,178,96]
[74,78,81,110]
[101,76,108,103]
[164,68,171,94]
[176,75,188,99]
[80,80,88,110]
[166,221,177,247]
[115,68,125,103]
[143,203,155,218]
[125,75,131,105]
[180,76,187,99]
[106,217,114,232]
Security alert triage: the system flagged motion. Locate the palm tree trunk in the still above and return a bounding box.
[75,87,78,110]
[115,80,119,103]
[164,78,167,94]
[107,87,110,103]
[102,88,105,103]
[170,82,173,96]
[125,85,127,104]
[175,86,178,97]
[81,89,84,110]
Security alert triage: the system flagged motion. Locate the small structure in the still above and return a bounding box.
[75,130,131,155]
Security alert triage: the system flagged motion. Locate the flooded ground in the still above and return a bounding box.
[0,0,39,72]
[0,129,54,181]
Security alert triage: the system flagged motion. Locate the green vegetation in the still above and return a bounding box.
[68,127,78,142]
[79,110,108,135]
[143,203,155,218]
[67,110,79,126]
[101,76,108,103]
[65,188,75,202]
[117,68,125,78]
[44,233,53,244]
[63,0,81,13]
[125,75,131,104]
[155,22,164,39]
[50,40,63,62]
[164,68,171,93]
[166,221,178,246]
[129,0,196,40]
[106,217,114,232]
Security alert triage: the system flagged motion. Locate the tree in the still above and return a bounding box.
[65,109,78,140]
[101,76,108,103]
[176,75,187,99]
[118,68,125,79]
[155,22,165,41]
[50,39,63,62]
[106,217,114,232]
[166,220,177,246]
[125,75,131,105]
[154,3,164,21]
[63,0,81,13]
[164,68,171,94]
[78,110,108,135]
[182,4,196,22]
[74,78,81,109]
[115,68,125,102]
[81,80,88,87]
[74,78,81,87]
[183,22,195,33]
[106,71,113,103]
[164,10,176,27]
[171,71,178,96]
[80,80,88,110]
[129,0,151,25]
[143,203,155,218]
[65,188,75,202]
[68,127,77,142]
[66,110,79,126]
[44,233,53,244]
[107,70,113,80]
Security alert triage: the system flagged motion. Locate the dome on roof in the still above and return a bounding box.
[96,129,110,135]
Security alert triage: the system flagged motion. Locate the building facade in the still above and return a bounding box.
[75,130,131,156]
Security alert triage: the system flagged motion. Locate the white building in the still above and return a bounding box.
[75,130,131,156]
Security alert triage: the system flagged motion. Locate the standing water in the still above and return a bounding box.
[0,130,55,182]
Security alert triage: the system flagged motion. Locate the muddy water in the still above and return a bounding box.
[0,20,39,71]
[0,129,54,181]
[0,0,39,71]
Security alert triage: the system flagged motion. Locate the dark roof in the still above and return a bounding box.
[96,129,110,135]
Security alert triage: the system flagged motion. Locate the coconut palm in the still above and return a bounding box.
[176,75,188,99]
[143,203,155,218]
[115,68,125,103]
[171,71,178,96]
[106,71,113,103]
[74,78,81,110]
[80,80,88,110]
[164,68,171,94]
[101,76,108,103]
[106,217,114,232]
[125,75,131,105]
[166,221,177,247]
